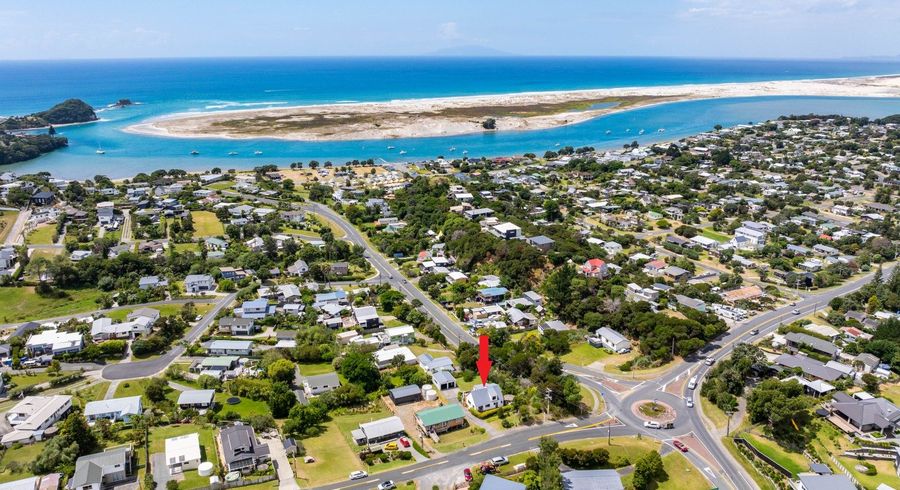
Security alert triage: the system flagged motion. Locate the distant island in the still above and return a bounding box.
[114,99,134,108]
[0,98,97,131]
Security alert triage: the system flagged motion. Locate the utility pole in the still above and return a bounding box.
[544,388,552,423]
[726,410,734,437]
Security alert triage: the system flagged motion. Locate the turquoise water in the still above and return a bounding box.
[2,57,900,178]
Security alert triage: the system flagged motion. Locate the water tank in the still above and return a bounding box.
[424,389,437,401]
[422,384,433,393]
[198,462,214,477]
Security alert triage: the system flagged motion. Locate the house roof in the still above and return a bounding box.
[831,393,900,430]
[84,396,142,418]
[177,390,216,405]
[359,416,405,440]
[70,447,131,489]
[561,469,624,490]
[480,475,526,490]
[416,403,466,427]
[796,474,856,490]
[774,354,843,382]
[785,332,839,356]
[468,383,503,408]
[304,372,340,388]
[432,370,456,385]
[165,433,201,466]
[219,424,269,466]
[597,327,628,345]
[389,385,421,399]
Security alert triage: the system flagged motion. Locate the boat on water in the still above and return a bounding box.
[254,150,263,155]
[95,146,105,155]
[625,128,631,132]
[190,150,200,155]
[639,129,645,135]
[387,145,396,150]
[399,150,407,155]
[462,150,468,154]
[605,130,612,135]
[449,147,456,152]
[658,128,666,133]
[228,151,238,156]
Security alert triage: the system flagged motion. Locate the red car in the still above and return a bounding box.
[399,437,410,448]
[673,440,688,453]
[464,468,473,482]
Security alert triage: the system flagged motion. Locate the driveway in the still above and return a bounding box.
[150,453,172,488]
[259,434,300,490]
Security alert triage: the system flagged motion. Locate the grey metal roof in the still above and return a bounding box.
[774,354,843,382]
[389,385,421,399]
[562,469,624,490]
[785,332,839,356]
[480,474,526,490]
[796,474,856,490]
[220,424,269,466]
[177,390,216,405]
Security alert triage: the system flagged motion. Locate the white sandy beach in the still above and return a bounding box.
[126,74,900,142]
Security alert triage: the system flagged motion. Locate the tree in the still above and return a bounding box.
[631,451,664,489]
[746,378,815,447]
[47,359,62,375]
[339,350,381,391]
[144,377,169,403]
[267,359,296,383]
[268,382,297,418]
[535,437,563,490]
[862,373,881,394]
[283,399,329,436]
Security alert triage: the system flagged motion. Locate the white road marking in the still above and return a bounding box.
[401,460,448,475]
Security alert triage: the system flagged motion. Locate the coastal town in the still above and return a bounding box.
[0,112,895,490]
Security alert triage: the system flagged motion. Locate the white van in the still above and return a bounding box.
[688,376,698,390]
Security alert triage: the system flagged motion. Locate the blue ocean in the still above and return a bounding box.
[3,57,900,179]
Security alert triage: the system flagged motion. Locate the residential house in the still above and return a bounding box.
[286,259,309,276]
[785,332,840,360]
[418,353,455,374]
[465,383,505,412]
[581,259,608,278]
[218,424,271,473]
[236,299,274,319]
[83,396,143,424]
[561,470,624,490]
[2,395,73,446]
[385,325,415,345]
[177,390,216,411]
[477,287,509,304]
[374,346,417,369]
[302,373,340,397]
[830,392,900,434]
[184,274,216,293]
[415,403,468,435]
[218,317,258,336]
[591,327,631,353]
[351,416,406,446]
[432,371,457,390]
[25,330,83,356]
[490,222,522,240]
[527,235,555,253]
[69,446,133,490]
[138,275,168,290]
[203,340,253,356]
[330,262,349,276]
[353,306,381,329]
[164,433,202,475]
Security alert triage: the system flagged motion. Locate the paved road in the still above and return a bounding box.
[100,292,237,380]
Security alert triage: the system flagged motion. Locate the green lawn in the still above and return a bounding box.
[561,342,610,367]
[701,228,731,243]
[295,419,365,487]
[173,242,200,253]
[561,436,660,464]
[0,287,105,323]
[115,378,179,405]
[741,432,808,477]
[810,422,900,489]
[621,451,711,490]
[207,180,234,191]
[0,210,18,243]
[8,370,77,391]
[281,227,321,239]
[700,396,729,431]
[430,426,489,454]
[191,211,225,238]
[880,383,900,406]
[215,393,270,420]
[106,303,212,322]
[70,381,111,407]
[297,362,336,376]
[149,424,220,489]
[0,440,46,482]
[26,224,56,245]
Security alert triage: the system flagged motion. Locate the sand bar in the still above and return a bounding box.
[126,74,900,142]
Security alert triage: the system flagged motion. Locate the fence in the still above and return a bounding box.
[733,437,793,478]
[193,474,278,490]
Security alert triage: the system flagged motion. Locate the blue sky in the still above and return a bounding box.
[1,0,897,60]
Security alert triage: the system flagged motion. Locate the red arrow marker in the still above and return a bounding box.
[476,335,492,386]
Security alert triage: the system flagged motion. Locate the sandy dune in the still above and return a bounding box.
[126,74,900,142]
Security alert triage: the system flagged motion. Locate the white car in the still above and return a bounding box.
[378,481,396,490]
[491,456,510,466]
[686,398,694,408]
[792,309,800,315]
[643,420,661,429]
[704,357,715,366]
[349,470,368,481]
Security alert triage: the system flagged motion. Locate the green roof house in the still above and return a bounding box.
[415,403,467,435]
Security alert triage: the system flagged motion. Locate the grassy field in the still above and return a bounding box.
[191,211,225,238]
[149,424,220,489]
[561,342,610,366]
[0,286,105,323]
[701,227,731,243]
[115,378,179,405]
[106,303,212,322]
[207,180,234,191]
[308,213,346,239]
[70,380,111,407]
[214,393,270,420]
[700,396,729,431]
[810,422,900,489]
[26,224,56,245]
[561,436,660,464]
[430,426,489,454]
[297,362,336,376]
[0,440,45,482]
[741,432,808,477]
[295,419,365,487]
[621,451,711,490]
[8,370,78,391]
[173,242,200,253]
[28,248,62,260]
[0,210,18,243]
[880,383,900,405]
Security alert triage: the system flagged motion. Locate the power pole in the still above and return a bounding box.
[726,410,733,437]
[544,388,552,423]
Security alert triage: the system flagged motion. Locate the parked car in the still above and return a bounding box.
[378,481,396,490]
[673,440,688,453]
[349,470,368,480]
[491,456,509,466]
[464,468,473,482]
[384,442,398,451]
[399,437,410,448]
[643,421,661,429]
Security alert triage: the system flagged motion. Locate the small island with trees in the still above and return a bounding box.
[0,99,98,131]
